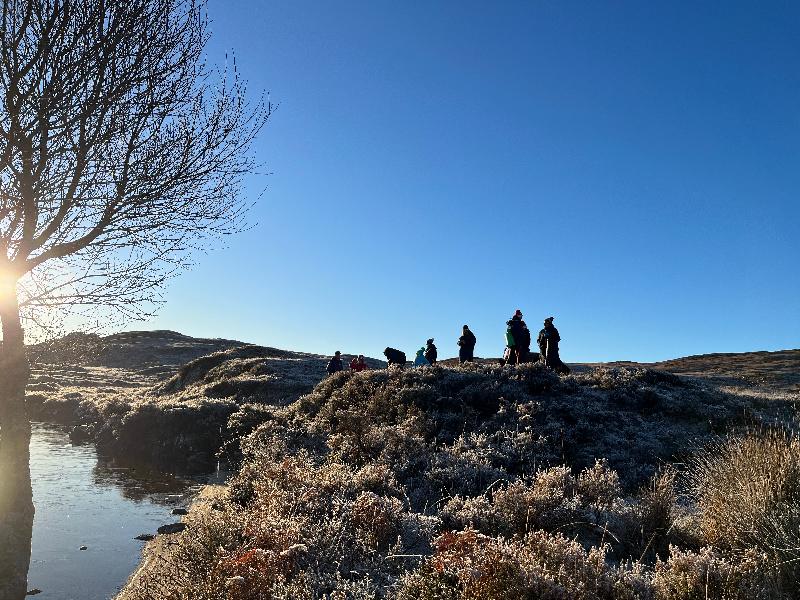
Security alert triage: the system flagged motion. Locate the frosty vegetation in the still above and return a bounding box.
[115,359,800,599]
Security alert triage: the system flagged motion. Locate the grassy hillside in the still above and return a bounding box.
[21,333,800,598]
[24,331,382,469]
[117,358,800,599]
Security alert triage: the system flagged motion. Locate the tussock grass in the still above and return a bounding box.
[687,428,800,593]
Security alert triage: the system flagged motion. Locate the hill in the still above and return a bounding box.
[109,342,799,599]
[650,349,800,392]
[25,330,383,469]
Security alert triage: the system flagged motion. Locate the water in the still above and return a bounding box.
[28,423,224,600]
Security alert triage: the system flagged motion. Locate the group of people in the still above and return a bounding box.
[502,310,570,374]
[381,325,476,369]
[325,311,568,375]
[325,351,368,374]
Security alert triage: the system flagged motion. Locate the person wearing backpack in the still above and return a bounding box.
[458,325,476,363]
[505,309,530,365]
[424,338,438,365]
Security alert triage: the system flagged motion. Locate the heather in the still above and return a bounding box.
[118,360,800,599]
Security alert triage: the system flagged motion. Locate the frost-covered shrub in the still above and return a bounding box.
[578,459,622,509]
[398,529,652,600]
[652,546,775,600]
[123,361,795,600]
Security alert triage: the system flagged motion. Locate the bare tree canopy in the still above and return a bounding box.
[0,0,269,327]
[0,1,269,597]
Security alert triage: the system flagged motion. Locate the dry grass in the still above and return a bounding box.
[116,361,800,599]
[687,428,800,593]
[24,333,796,599]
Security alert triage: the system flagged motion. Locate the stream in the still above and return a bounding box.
[28,422,225,600]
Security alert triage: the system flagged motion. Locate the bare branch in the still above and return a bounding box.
[0,0,270,335]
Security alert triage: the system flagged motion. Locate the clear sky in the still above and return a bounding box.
[129,1,800,362]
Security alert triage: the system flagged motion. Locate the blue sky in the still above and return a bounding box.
[131,1,799,362]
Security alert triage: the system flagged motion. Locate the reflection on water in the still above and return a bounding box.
[28,423,225,600]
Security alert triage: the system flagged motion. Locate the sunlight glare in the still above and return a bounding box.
[0,266,17,301]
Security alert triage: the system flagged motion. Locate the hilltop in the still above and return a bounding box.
[21,332,800,597]
[24,333,799,472]
[113,347,799,599]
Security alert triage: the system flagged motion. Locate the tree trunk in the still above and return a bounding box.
[0,285,33,600]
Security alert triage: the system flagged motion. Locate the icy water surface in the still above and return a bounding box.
[28,422,224,600]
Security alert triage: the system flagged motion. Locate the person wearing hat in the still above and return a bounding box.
[326,351,344,375]
[537,317,569,374]
[505,309,531,365]
[424,338,438,365]
[457,325,477,364]
[414,347,430,368]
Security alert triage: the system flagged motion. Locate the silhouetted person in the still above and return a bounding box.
[326,351,343,375]
[458,325,476,364]
[537,317,570,374]
[384,347,407,368]
[424,338,437,365]
[414,347,430,367]
[350,355,368,372]
[505,309,530,365]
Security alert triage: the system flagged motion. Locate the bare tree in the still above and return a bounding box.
[0,1,269,597]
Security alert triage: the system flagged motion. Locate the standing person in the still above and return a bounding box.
[350,355,368,372]
[326,351,344,375]
[458,325,477,364]
[414,347,430,368]
[424,338,438,365]
[506,309,530,365]
[384,347,407,368]
[537,317,570,374]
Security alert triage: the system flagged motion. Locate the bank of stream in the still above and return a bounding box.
[28,422,225,600]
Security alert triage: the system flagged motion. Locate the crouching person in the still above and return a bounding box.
[350,355,368,372]
[384,347,407,368]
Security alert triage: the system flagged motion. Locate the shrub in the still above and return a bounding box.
[399,529,652,600]
[652,546,775,600]
[685,427,800,596]
[577,459,622,509]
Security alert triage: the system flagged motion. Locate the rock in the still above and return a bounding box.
[134,534,155,541]
[69,425,93,444]
[79,545,87,550]
[157,523,186,535]
[26,590,42,596]
[171,508,188,515]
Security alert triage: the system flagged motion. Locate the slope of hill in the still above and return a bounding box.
[27,329,247,371]
[20,332,800,598]
[117,355,799,599]
[25,331,383,469]
[651,349,800,392]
